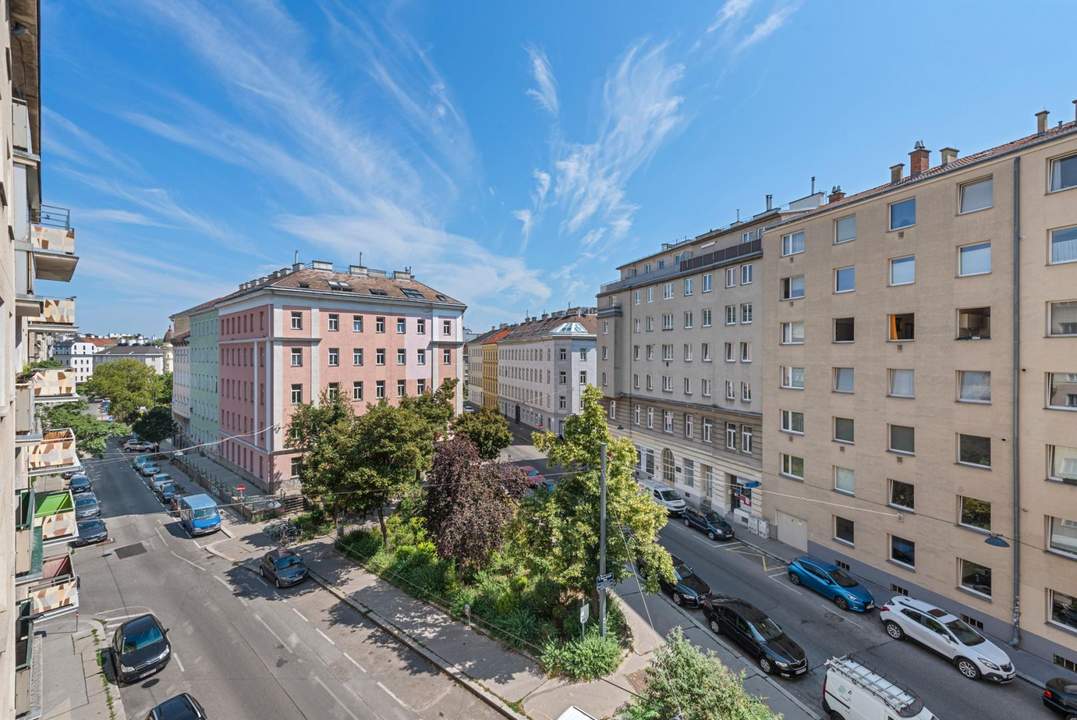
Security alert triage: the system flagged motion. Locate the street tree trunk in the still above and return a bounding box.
[376,505,388,545]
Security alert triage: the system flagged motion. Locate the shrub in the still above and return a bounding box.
[541,629,622,680]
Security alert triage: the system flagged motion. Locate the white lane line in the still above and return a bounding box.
[213,575,231,591]
[313,676,361,720]
[826,609,868,631]
[173,652,185,672]
[768,574,803,596]
[316,628,336,645]
[254,614,293,654]
[238,596,249,608]
[342,651,366,673]
[169,550,205,572]
[766,569,788,577]
[377,681,410,710]
[292,607,308,622]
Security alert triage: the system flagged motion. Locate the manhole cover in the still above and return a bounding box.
[114,543,147,559]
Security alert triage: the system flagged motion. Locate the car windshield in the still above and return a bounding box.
[673,561,693,577]
[192,507,217,520]
[154,474,171,482]
[830,569,859,588]
[75,496,96,507]
[658,489,680,501]
[160,483,175,494]
[79,520,104,533]
[275,555,303,569]
[703,512,724,524]
[121,622,164,653]
[944,618,985,646]
[750,616,784,641]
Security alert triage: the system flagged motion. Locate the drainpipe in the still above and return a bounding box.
[1010,156,1022,647]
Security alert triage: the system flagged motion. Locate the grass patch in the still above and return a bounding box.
[291,509,334,540]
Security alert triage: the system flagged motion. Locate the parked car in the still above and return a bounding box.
[1043,677,1077,719]
[149,473,172,491]
[124,439,158,453]
[787,556,875,612]
[519,465,545,488]
[702,595,807,677]
[641,480,686,515]
[879,595,1015,682]
[823,655,934,720]
[155,481,177,505]
[74,519,109,547]
[74,493,101,520]
[259,549,308,588]
[139,463,161,477]
[682,508,735,541]
[111,613,171,684]
[146,693,207,720]
[177,494,221,536]
[68,474,93,495]
[660,555,711,606]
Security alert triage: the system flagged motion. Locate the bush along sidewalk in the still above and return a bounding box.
[335,516,630,681]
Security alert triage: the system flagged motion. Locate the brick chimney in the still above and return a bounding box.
[939,147,959,166]
[890,163,904,184]
[827,185,845,203]
[909,141,930,176]
[1037,110,1049,135]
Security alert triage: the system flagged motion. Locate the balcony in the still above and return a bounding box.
[29,205,77,282]
[14,600,40,719]
[22,553,79,619]
[26,428,80,477]
[25,297,76,332]
[19,367,78,404]
[15,490,40,578]
[34,490,77,544]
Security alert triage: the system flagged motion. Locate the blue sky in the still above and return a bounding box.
[42,1,1077,335]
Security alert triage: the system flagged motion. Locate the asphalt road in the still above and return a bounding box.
[654,519,1055,720]
[73,441,503,720]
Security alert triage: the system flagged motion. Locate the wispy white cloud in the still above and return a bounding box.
[525,45,559,116]
[513,208,534,244]
[75,208,170,227]
[43,107,144,177]
[79,243,232,304]
[736,3,800,52]
[707,0,754,32]
[511,169,553,251]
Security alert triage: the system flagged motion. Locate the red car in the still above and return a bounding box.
[520,465,545,487]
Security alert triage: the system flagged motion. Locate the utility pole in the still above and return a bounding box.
[598,442,608,637]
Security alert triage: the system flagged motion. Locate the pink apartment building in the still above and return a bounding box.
[208,261,465,493]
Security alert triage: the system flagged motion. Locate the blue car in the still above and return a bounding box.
[787,556,874,612]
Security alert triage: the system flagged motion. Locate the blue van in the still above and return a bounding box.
[178,494,221,536]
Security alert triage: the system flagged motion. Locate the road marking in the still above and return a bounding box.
[377,681,410,710]
[313,676,361,720]
[342,651,366,673]
[173,652,185,672]
[213,575,231,591]
[238,596,249,608]
[316,628,336,645]
[768,574,803,596]
[169,550,205,572]
[825,609,868,632]
[292,607,308,622]
[254,614,293,654]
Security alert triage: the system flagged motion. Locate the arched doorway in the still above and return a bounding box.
[662,448,675,484]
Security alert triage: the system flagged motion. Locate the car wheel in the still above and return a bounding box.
[274,576,281,589]
[672,592,683,606]
[707,531,716,541]
[758,656,773,674]
[955,657,981,681]
[709,618,721,635]
[834,596,849,611]
[788,572,801,586]
[884,621,904,640]
[683,518,690,527]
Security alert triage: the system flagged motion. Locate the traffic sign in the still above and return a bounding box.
[579,602,590,626]
[596,573,615,590]
[236,484,246,494]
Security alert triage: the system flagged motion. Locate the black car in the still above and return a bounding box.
[146,693,207,720]
[682,508,735,541]
[111,614,171,684]
[702,596,807,678]
[260,549,308,588]
[68,474,93,495]
[74,519,109,546]
[659,556,711,607]
[1043,677,1077,719]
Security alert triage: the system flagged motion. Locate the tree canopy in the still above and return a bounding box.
[451,407,512,459]
[41,401,130,457]
[399,378,457,436]
[82,359,160,423]
[287,392,360,536]
[132,405,176,444]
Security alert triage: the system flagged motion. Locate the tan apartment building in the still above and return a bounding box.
[762,107,1077,669]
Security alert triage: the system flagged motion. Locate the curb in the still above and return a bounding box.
[305,567,531,720]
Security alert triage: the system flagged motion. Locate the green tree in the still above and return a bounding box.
[155,371,173,406]
[399,378,457,436]
[41,401,130,457]
[523,386,672,602]
[132,406,176,444]
[287,392,359,537]
[82,359,159,423]
[619,628,777,720]
[23,358,63,372]
[451,407,512,460]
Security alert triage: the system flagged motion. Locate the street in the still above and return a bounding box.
[72,442,503,720]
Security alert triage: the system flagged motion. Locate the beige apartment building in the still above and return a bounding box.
[762,107,1077,668]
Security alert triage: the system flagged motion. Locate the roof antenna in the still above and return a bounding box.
[735,208,741,222]
[359,252,363,266]
[811,176,816,194]
[293,249,299,264]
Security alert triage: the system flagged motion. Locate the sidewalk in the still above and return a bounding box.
[40,615,127,720]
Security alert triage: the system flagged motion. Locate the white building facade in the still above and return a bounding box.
[93,345,165,375]
[52,339,98,383]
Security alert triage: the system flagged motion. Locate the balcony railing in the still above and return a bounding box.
[26,297,76,330]
[15,490,39,578]
[23,554,79,618]
[29,218,77,282]
[21,367,78,404]
[31,204,71,230]
[34,490,77,544]
[598,238,763,294]
[14,600,35,716]
[28,429,80,477]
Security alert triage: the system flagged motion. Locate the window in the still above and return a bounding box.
[683,344,692,362]
[375,317,386,333]
[888,313,915,341]
[889,424,915,454]
[781,231,805,256]
[663,282,674,300]
[959,496,992,532]
[376,348,386,365]
[701,343,712,362]
[960,177,993,213]
[958,370,991,403]
[959,559,992,597]
[443,349,452,365]
[579,348,588,361]
[683,277,693,296]
[740,303,753,324]
[834,516,855,545]
[890,534,916,568]
[726,423,737,449]
[741,426,753,454]
[396,348,406,365]
[634,405,642,426]
[352,381,364,401]
[833,367,854,393]
[601,346,608,361]
[327,383,340,400]
[835,215,856,244]
[417,349,426,366]
[290,384,303,405]
[443,320,452,336]
[702,418,712,442]
[1049,517,1077,557]
[375,380,386,399]
[684,311,694,329]
[1049,153,1077,192]
[887,370,913,398]
[702,378,711,397]
[725,267,737,287]
[290,311,303,330]
[781,453,804,480]
[890,256,916,286]
[741,264,753,284]
[780,410,804,434]
[781,366,805,390]
[1048,373,1077,409]
[290,348,303,367]
[725,305,737,325]
[833,417,855,444]
[741,382,752,402]
[608,401,617,420]
[327,348,339,366]
[959,242,992,276]
[958,433,992,468]
[835,266,855,293]
[416,379,426,394]
[633,373,640,389]
[352,315,363,332]
[702,273,713,292]
[725,342,734,362]
[634,290,641,305]
[663,411,674,433]
[725,380,735,400]
[1049,444,1077,483]
[559,347,567,361]
[662,344,674,361]
[889,198,916,230]
[352,348,364,366]
[781,321,805,345]
[634,318,641,333]
[1050,301,1077,336]
[646,345,654,361]
[702,308,712,327]
[662,375,673,392]
[291,457,301,478]
[1048,225,1077,266]
[684,414,694,438]
[781,275,805,300]
[646,375,653,391]
[328,313,339,331]
[740,341,751,362]
[683,377,692,395]
[683,458,695,487]
[647,287,654,303]
[958,307,991,340]
[887,479,913,507]
[662,313,674,330]
[396,379,406,397]
[646,407,654,428]
[834,466,855,495]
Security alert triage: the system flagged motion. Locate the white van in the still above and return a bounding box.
[640,480,686,515]
[823,656,936,720]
